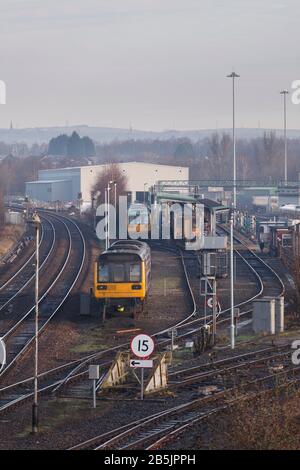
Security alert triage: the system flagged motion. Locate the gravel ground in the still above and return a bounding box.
[0,232,194,449]
[0,334,294,450]
[0,220,296,450]
[0,226,34,285]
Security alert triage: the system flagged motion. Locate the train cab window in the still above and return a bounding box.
[99,264,109,282]
[112,264,126,282]
[129,264,141,282]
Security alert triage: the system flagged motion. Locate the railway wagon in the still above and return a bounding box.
[94,240,151,317]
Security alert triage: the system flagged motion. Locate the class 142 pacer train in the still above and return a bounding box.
[93,240,151,318]
[93,200,229,317]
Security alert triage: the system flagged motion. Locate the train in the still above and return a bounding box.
[127,203,150,239]
[93,239,151,318]
[127,201,201,242]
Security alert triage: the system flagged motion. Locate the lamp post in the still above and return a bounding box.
[107,180,116,248]
[113,182,117,239]
[143,183,148,205]
[230,211,235,349]
[108,184,111,247]
[280,89,289,183]
[24,196,29,220]
[114,182,117,208]
[227,71,240,218]
[105,188,108,250]
[28,211,41,433]
[91,193,96,230]
[92,190,101,232]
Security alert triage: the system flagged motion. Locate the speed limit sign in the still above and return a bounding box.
[130,334,155,358]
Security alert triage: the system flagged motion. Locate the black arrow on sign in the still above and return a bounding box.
[131,360,141,366]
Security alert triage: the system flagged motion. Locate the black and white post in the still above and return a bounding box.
[89,365,100,408]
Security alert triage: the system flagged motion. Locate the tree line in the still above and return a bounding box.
[1,131,300,198]
[48,131,95,158]
[94,131,300,181]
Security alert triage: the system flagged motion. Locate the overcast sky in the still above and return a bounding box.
[0,0,299,131]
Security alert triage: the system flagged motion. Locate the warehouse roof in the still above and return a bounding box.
[38,161,189,172]
[26,179,71,184]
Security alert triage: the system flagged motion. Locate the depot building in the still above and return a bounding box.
[25,162,189,204]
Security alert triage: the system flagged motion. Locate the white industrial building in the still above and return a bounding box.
[25,162,189,204]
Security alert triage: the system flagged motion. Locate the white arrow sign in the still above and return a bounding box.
[130,359,153,368]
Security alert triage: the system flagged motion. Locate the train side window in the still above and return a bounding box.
[129,264,141,282]
[99,264,109,282]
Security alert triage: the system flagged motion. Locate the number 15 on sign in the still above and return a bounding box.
[130,333,155,358]
[130,333,154,400]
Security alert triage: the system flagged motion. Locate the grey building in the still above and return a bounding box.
[25,162,189,204]
[25,179,73,202]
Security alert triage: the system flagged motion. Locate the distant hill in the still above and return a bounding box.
[1,125,300,145]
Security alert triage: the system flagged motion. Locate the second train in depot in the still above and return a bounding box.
[94,240,151,317]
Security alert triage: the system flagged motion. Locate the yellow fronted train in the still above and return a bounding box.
[93,240,151,318]
[127,203,150,239]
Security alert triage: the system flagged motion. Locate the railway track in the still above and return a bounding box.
[0,216,55,312]
[164,227,285,344]
[220,224,284,296]
[0,229,287,420]
[0,241,198,412]
[69,354,300,450]
[0,212,86,383]
[212,225,285,324]
[146,374,300,450]
[64,234,289,450]
[168,344,291,389]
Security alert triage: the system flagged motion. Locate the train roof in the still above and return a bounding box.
[99,240,150,261]
[111,239,146,246]
[109,243,142,251]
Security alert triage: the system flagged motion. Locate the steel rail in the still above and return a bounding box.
[0,221,45,292]
[70,366,300,450]
[0,217,56,312]
[0,228,286,413]
[0,213,86,378]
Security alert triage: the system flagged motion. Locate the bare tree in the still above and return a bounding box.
[92,162,128,206]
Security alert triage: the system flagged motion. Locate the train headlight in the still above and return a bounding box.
[132,284,142,290]
[97,285,107,290]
